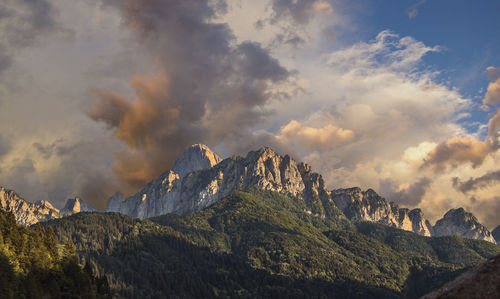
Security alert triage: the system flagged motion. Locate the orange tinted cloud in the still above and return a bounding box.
[277,120,354,149]
[88,70,183,190]
[483,67,500,107]
[422,109,500,171]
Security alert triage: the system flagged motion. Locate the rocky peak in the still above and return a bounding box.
[172,144,222,179]
[433,208,496,243]
[331,187,433,236]
[34,200,56,210]
[0,187,60,226]
[61,196,96,214]
[492,225,500,245]
[106,191,126,212]
[105,145,334,218]
[408,208,433,236]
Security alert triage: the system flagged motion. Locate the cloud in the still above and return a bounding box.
[422,108,500,171]
[269,0,333,25]
[0,0,66,75]
[483,66,500,107]
[276,120,354,149]
[327,30,441,72]
[407,0,428,19]
[0,134,11,158]
[453,169,500,193]
[470,197,500,230]
[88,0,295,191]
[422,136,493,170]
[380,177,432,206]
[252,0,334,48]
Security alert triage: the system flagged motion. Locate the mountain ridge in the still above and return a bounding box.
[0,144,497,243]
[104,144,498,243]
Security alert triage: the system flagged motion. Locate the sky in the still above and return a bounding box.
[1,0,500,229]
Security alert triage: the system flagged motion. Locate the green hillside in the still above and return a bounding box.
[0,208,111,298]
[45,188,500,298]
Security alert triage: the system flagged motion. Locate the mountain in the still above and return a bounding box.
[105,145,495,242]
[171,143,223,179]
[331,187,433,236]
[0,187,98,225]
[422,253,500,299]
[0,187,60,225]
[492,225,500,245]
[106,146,339,219]
[46,188,500,298]
[61,196,97,215]
[433,208,496,243]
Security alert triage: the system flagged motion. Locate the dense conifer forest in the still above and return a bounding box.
[0,208,111,298]
[42,188,500,298]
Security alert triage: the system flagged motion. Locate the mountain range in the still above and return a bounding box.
[1,144,499,244]
[1,144,500,297]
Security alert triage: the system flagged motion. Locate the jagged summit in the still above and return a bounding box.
[102,145,496,242]
[0,186,60,225]
[433,208,496,243]
[331,187,434,236]
[61,196,96,214]
[172,144,222,179]
[105,144,333,218]
[1,144,496,244]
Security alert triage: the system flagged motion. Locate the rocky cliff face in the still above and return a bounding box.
[0,187,60,225]
[493,225,500,245]
[61,197,96,215]
[172,144,222,179]
[105,145,497,242]
[331,187,433,236]
[433,208,496,243]
[105,146,336,218]
[2,144,496,244]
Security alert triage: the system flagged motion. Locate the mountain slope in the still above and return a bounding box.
[46,189,500,298]
[422,253,500,299]
[0,208,110,298]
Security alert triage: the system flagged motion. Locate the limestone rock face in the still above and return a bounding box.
[433,208,496,243]
[61,197,96,215]
[408,208,434,236]
[492,225,500,245]
[172,144,222,179]
[103,144,495,243]
[0,187,60,226]
[105,146,335,218]
[331,187,433,236]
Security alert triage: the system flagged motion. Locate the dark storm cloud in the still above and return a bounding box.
[33,139,78,160]
[452,169,500,193]
[0,0,65,75]
[88,0,295,191]
[380,177,432,206]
